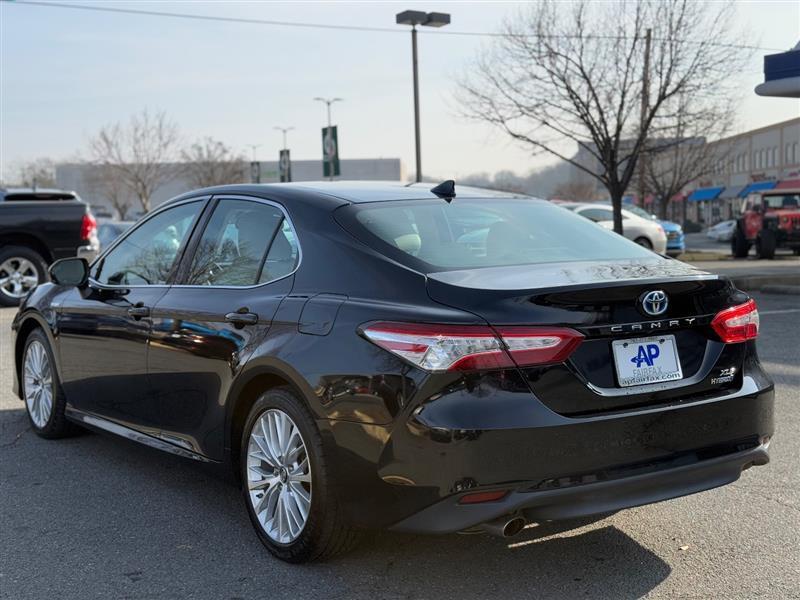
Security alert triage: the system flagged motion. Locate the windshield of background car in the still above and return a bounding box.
[337,198,655,272]
[764,194,800,210]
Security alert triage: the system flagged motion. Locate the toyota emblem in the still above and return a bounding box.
[640,290,668,316]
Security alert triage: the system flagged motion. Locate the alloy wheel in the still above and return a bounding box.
[246,409,312,544]
[24,340,53,428]
[0,257,40,299]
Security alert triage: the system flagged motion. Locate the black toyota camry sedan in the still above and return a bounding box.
[11,182,773,563]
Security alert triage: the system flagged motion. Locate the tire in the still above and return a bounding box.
[21,329,77,439]
[731,227,751,258]
[634,237,653,250]
[755,230,776,260]
[0,246,48,307]
[240,386,360,563]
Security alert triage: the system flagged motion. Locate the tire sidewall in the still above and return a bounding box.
[0,246,48,307]
[22,330,60,435]
[240,388,331,562]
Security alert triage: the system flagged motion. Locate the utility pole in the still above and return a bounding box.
[637,27,652,209]
[396,11,450,183]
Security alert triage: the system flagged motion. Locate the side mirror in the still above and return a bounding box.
[49,257,89,287]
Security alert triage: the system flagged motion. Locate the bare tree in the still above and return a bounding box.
[642,93,734,220]
[180,137,246,188]
[12,158,57,188]
[87,165,134,219]
[89,109,181,213]
[458,0,749,233]
[551,180,599,202]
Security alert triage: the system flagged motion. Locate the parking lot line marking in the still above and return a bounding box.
[760,309,800,315]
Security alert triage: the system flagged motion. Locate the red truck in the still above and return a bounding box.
[731,188,800,259]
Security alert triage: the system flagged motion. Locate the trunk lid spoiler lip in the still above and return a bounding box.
[426,259,720,294]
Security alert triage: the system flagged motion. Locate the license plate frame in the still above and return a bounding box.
[612,334,683,388]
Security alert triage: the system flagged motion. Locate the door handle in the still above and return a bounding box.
[225,311,259,326]
[127,305,150,319]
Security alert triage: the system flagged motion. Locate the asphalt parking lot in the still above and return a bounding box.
[1,294,799,600]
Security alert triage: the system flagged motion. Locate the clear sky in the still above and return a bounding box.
[1,0,798,182]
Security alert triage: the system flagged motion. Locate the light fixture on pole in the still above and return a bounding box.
[247,144,261,162]
[395,10,450,183]
[273,126,294,150]
[314,97,343,181]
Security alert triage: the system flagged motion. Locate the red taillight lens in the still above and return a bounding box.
[711,299,759,343]
[459,489,509,504]
[360,322,583,372]
[80,212,97,241]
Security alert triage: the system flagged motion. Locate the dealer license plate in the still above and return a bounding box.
[612,335,683,387]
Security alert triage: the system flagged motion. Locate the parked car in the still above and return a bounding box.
[617,203,685,257]
[732,189,800,258]
[97,219,134,250]
[561,202,668,254]
[0,188,98,306]
[12,182,773,563]
[707,220,736,242]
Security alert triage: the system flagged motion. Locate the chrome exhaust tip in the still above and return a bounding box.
[479,515,527,538]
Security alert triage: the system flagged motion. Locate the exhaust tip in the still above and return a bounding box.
[503,517,526,537]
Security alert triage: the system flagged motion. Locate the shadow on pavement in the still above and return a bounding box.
[0,407,671,599]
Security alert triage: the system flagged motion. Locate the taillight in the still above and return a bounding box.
[360,322,583,372]
[80,212,97,241]
[711,299,759,343]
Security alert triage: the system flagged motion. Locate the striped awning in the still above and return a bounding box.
[687,186,724,202]
[774,178,800,190]
[718,185,746,199]
[739,181,778,197]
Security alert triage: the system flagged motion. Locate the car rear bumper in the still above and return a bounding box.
[322,374,774,532]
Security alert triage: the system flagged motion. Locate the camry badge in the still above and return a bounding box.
[640,290,668,316]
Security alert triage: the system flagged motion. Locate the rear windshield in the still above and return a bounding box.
[337,198,655,271]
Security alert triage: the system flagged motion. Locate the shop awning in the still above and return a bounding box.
[774,178,800,190]
[739,181,778,197]
[687,186,724,202]
[718,185,746,199]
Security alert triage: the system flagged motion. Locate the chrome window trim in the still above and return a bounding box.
[87,196,209,290]
[170,194,302,290]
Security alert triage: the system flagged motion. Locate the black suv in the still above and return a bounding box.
[12,182,773,563]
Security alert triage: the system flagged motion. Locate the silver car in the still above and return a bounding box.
[560,202,668,254]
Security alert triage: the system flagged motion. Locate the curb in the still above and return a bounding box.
[759,285,800,295]
[729,274,800,293]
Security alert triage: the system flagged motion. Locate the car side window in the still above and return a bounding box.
[92,201,201,286]
[185,199,291,286]
[578,208,614,222]
[258,219,300,284]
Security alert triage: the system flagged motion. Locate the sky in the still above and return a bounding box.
[1,0,799,182]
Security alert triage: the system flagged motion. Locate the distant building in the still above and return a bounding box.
[561,118,800,226]
[56,158,405,218]
[676,117,800,225]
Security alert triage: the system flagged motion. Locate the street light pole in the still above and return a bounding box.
[314,97,342,181]
[247,144,261,162]
[396,10,450,183]
[273,126,294,150]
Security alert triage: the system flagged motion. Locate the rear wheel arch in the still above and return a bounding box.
[226,363,319,478]
[1,233,54,264]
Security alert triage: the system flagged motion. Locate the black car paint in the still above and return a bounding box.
[11,183,774,534]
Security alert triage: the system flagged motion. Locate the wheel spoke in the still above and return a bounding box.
[246,408,312,544]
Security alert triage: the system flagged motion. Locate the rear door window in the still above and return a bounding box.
[337,198,653,272]
[184,198,298,286]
